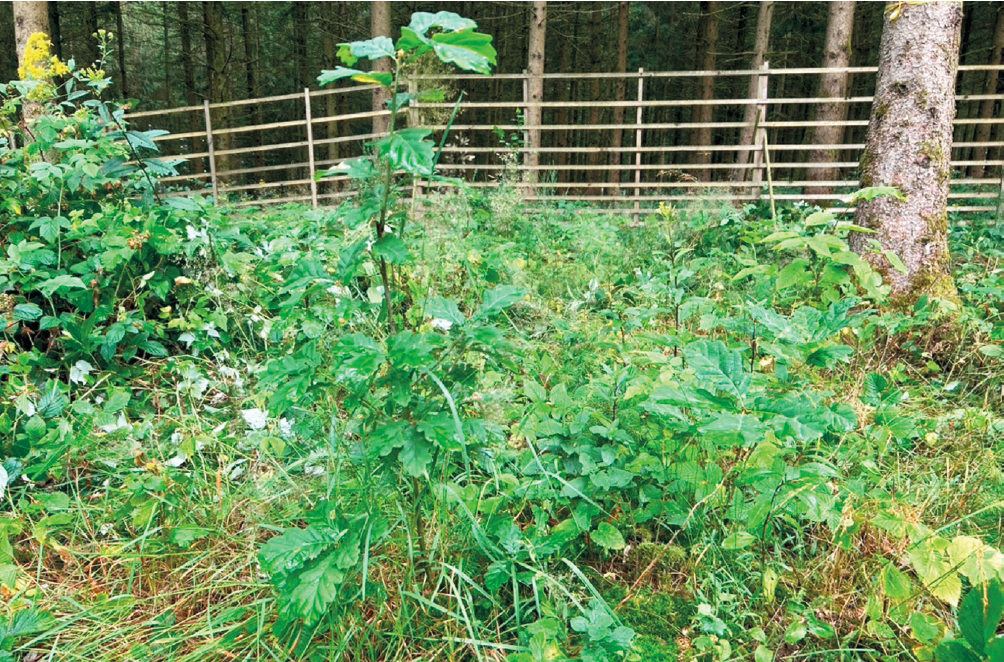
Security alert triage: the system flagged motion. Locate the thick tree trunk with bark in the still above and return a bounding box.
[692,1,719,182]
[13,0,49,127]
[114,1,127,97]
[46,1,58,60]
[179,1,202,173]
[805,1,855,204]
[969,3,1004,180]
[850,1,962,307]
[0,4,18,84]
[203,1,231,171]
[321,1,343,166]
[733,0,773,183]
[609,1,629,179]
[81,2,97,65]
[242,2,264,172]
[526,1,546,195]
[587,3,604,188]
[370,1,392,136]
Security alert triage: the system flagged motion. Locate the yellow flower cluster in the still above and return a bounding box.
[17,32,70,82]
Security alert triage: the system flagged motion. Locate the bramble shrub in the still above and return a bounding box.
[0,33,193,476]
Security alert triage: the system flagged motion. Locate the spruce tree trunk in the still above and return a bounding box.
[179,1,203,174]
[587,3,603,189]
[609,1,629,180]
[526,1,546,195]
[46,1,58,60]
[114,1,127,97]
[850,1,962,307]
[733,0,773,183]
[321,1,342,167]
[241,2,264,172]
[203,1,230,172]
[693,1,719,183]
[81,2,97,65]
[805,1,855,204]
[969,3,1004,180]
[370,1,392,136]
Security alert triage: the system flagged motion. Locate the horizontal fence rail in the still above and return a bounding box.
[124,65,1004,216]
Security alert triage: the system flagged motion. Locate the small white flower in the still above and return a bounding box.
[241,408,268,430]
[431,318,453,331]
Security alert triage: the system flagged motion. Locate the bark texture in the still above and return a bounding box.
[609,1,630,175]
[692,1,719,182]
[13,0,48,69]
[203,1,231,170]
[969,3,1004,180]
[13,0,49,127]
[850,1,962,306]
[370,1,392,136]
[805,1,855,203]
[526,0,546,193]
[733,0,773,182]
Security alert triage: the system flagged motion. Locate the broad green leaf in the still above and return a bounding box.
[372,235,409,264]
[880,562,913,601]
[784,621,807,644]
[722,531,756,550]
[259,526,338,576]
[762,230,800,243]
[421,297,466,327]
[0,608,53,641]
[13,303,42,321]
[684,340,750,401]
[949,536,1004,585]
[959,581,1004,655]
[105,390,131,413]
[909,612,942,643]
[929,571,962,607]
[337,37,395,67]
[804,210,835,227]
[549,383,572,415]
[698,412,763,447]
[376,128,435,175]
[591,522,625,551]
[777,259,812,290]
[317,66,367,85]
[432,31,497,75]
[37,387,68,419]
[476,285,527,319]
[387,331,437,369]
[351,72,393,87]
[408,11,478,37]
[396,27,433,55]
[988,638,1004,662]
[936,641,982,662]
[30,215,70,243]
[282,552,345,625]
[399,435,434,477]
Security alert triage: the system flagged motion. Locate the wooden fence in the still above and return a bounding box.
[124,65,1004,216]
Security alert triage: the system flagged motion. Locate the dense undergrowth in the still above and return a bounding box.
[5,14,1004,662]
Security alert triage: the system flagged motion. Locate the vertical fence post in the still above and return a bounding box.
[304,88,318,208]
[203,100,219,205]
[634,68,644,224]
[749,62,770,199]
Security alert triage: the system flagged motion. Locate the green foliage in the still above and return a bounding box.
[259,507,388,637]
[936,581,1004,662]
